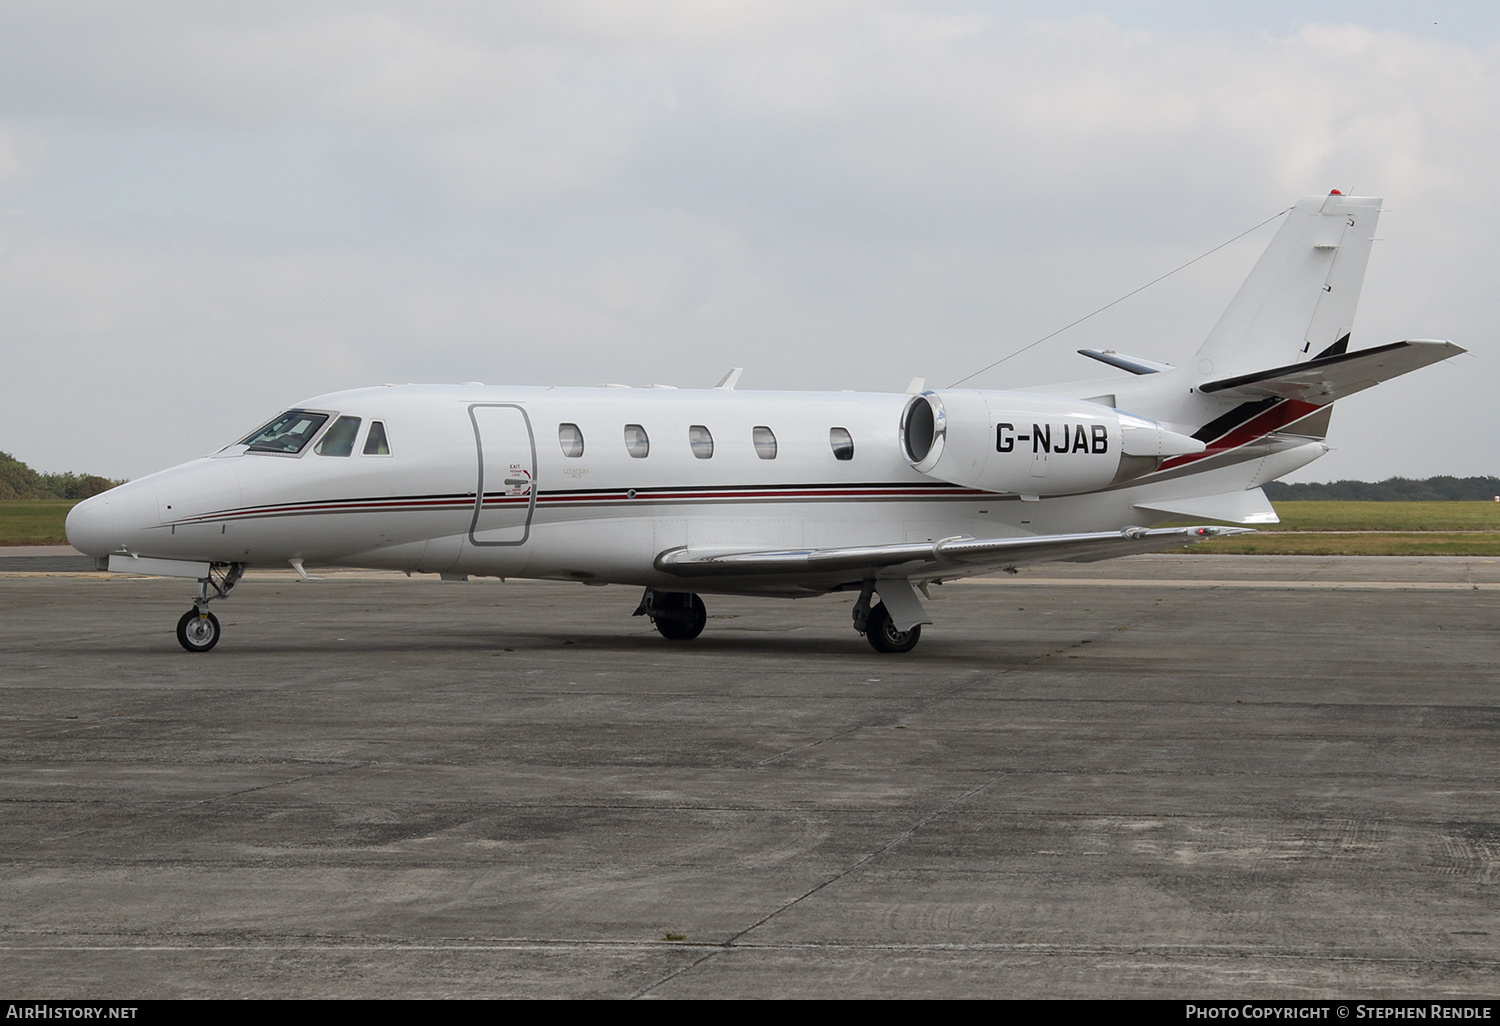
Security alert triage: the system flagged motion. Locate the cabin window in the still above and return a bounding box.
[689,424,714,459]
[558,423,585,458]
[315,416,362,457]
[363,420,391,456]
[830,427,854,461]
[242,410,329,454]
[624,424,650,458]
[753,426,777,460]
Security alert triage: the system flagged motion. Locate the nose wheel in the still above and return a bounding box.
[176,609,222,652]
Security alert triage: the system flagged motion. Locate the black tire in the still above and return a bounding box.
[653,593,707,641]
[176,609,221,653]
[865,601,920,654]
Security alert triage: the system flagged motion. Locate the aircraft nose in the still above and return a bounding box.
[65,481,156,556]
[65,493,113,555]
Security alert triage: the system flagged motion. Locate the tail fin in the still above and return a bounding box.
[1193,192,1381,382]
[1057,192,1460,459]
[1096,193,1461,526]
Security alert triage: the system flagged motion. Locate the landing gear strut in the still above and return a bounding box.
[634,589,708,641]
[176,563,245,653]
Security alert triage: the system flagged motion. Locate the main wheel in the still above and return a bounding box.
[176,609,221,653]
[653,593,707,641]
[865,601,920,654]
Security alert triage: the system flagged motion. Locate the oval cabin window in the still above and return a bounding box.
[624,424,650,458]
[829,427,854,461]
[753,426,777,460]
[689,425,714,459]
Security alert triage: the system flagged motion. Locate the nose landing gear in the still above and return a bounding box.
[176,563,245,653]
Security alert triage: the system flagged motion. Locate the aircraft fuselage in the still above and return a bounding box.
[70,384,1182,597]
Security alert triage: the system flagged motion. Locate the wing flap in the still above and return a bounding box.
[1198,339,1464,402]
[654,525,1251,580]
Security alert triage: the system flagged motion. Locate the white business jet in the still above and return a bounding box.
[66,192,1462,653]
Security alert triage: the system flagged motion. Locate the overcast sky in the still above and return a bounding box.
[1,1,1495,483]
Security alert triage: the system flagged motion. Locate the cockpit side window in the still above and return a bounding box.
[242,411,330,454]
[363,420,391,456]
[315,416,362,457]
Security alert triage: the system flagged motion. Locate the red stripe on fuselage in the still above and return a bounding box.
[169,483,986,525]
[1158,399,1321,472]
[535,486,984,504]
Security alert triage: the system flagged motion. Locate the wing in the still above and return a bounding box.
[654,525,1250,583]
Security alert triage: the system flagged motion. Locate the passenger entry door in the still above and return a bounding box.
[469,403,536,546]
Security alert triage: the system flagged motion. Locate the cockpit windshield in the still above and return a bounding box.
[240,410,330,454]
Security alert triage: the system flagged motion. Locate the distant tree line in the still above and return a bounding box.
[0,451,122,500]
[1265,476,1500,501]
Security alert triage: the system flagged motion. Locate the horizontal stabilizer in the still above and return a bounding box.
[656,525,1251,580]
[1135,488,1279,525]
[1078,349,1176,375]
[1198,339,1464,403]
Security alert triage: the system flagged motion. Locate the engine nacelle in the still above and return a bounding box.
[898,390,1204,496]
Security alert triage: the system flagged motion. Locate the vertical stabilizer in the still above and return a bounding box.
[1193,193,1381,382]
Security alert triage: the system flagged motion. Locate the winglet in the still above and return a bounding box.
[715,367,744,390]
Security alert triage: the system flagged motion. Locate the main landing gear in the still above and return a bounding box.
[631,585,924,653]
[864,602,921,654]
[176,563,246,653]
[634,589,708,641]
[851,583,922,654]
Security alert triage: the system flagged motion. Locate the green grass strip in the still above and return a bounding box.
[0,500,79,545]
